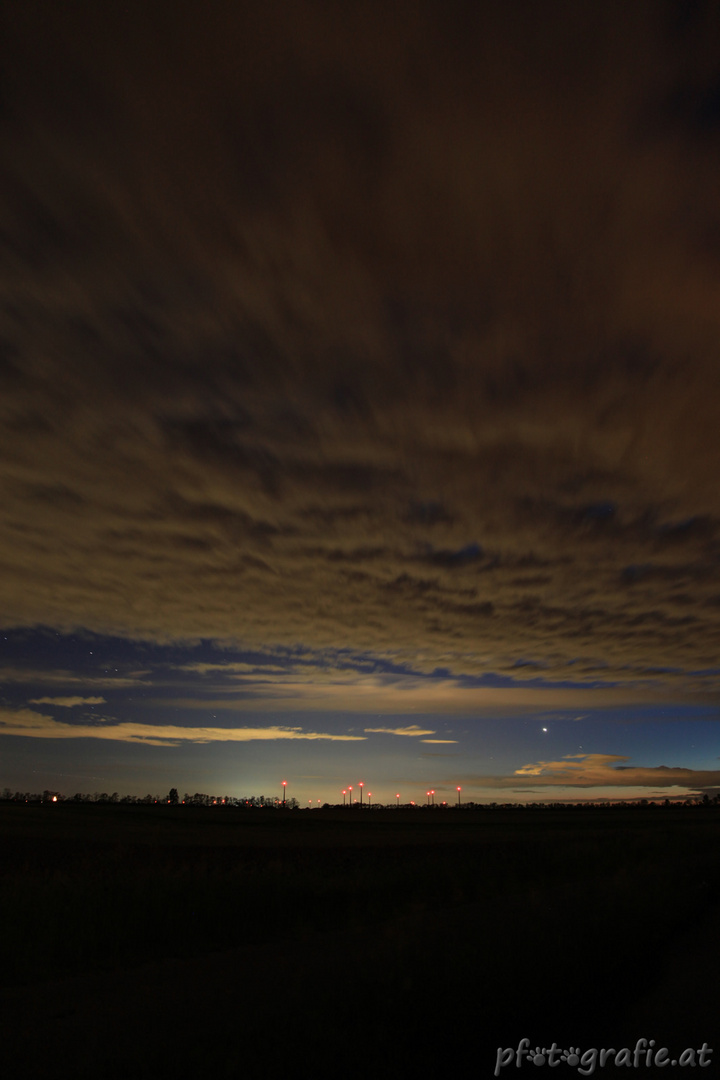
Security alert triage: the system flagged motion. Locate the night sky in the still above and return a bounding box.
[2,1,720,805]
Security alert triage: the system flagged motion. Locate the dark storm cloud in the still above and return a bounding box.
[2,2,720,691]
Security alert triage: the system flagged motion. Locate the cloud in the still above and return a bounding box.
[364,725,437,736]
[0,669,150,689]
[171,662,288,676]
[155,673,707,713]
[420,739,459,744]
[0,709,365,747]
[28,696,106,707]
[464,753,720,792]
[0,4,719,695]
[514,752,631,778]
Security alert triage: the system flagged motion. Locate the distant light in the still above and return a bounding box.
[542,727,548,732]
[52,795,57,802]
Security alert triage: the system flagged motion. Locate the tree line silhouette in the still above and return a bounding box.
[2,787,718,809]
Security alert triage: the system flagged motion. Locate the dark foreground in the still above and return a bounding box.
[1,804,718,1078]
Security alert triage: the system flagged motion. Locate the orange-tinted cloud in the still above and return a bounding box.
[1,4,720,695]
[0,669,150,689]
[0,709,365,747]
[363,725,437,736]
[28,696,106,707]
[467,753,720,791]
[156,676,706,714]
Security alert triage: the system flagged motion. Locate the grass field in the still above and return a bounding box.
[1,803,718,1077]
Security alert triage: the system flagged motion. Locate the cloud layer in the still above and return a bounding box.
[468,753,720,794]
[1,3,720,694]
[0,708,364,747]
[28,696,106,707]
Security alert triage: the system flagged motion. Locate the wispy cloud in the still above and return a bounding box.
[465,753,720,791]
[28,696,106,707]
[171,661,288,676]
[0,709,366,747]
[364,725,436,736]
[420,738,458,744]
[0,668,150,689]
[156,676,691,715]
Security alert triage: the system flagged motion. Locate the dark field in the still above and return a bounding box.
[1,804,719,1077]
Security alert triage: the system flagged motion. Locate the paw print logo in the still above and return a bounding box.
[561,1047,580,1066]
[531,1047,546,1066]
